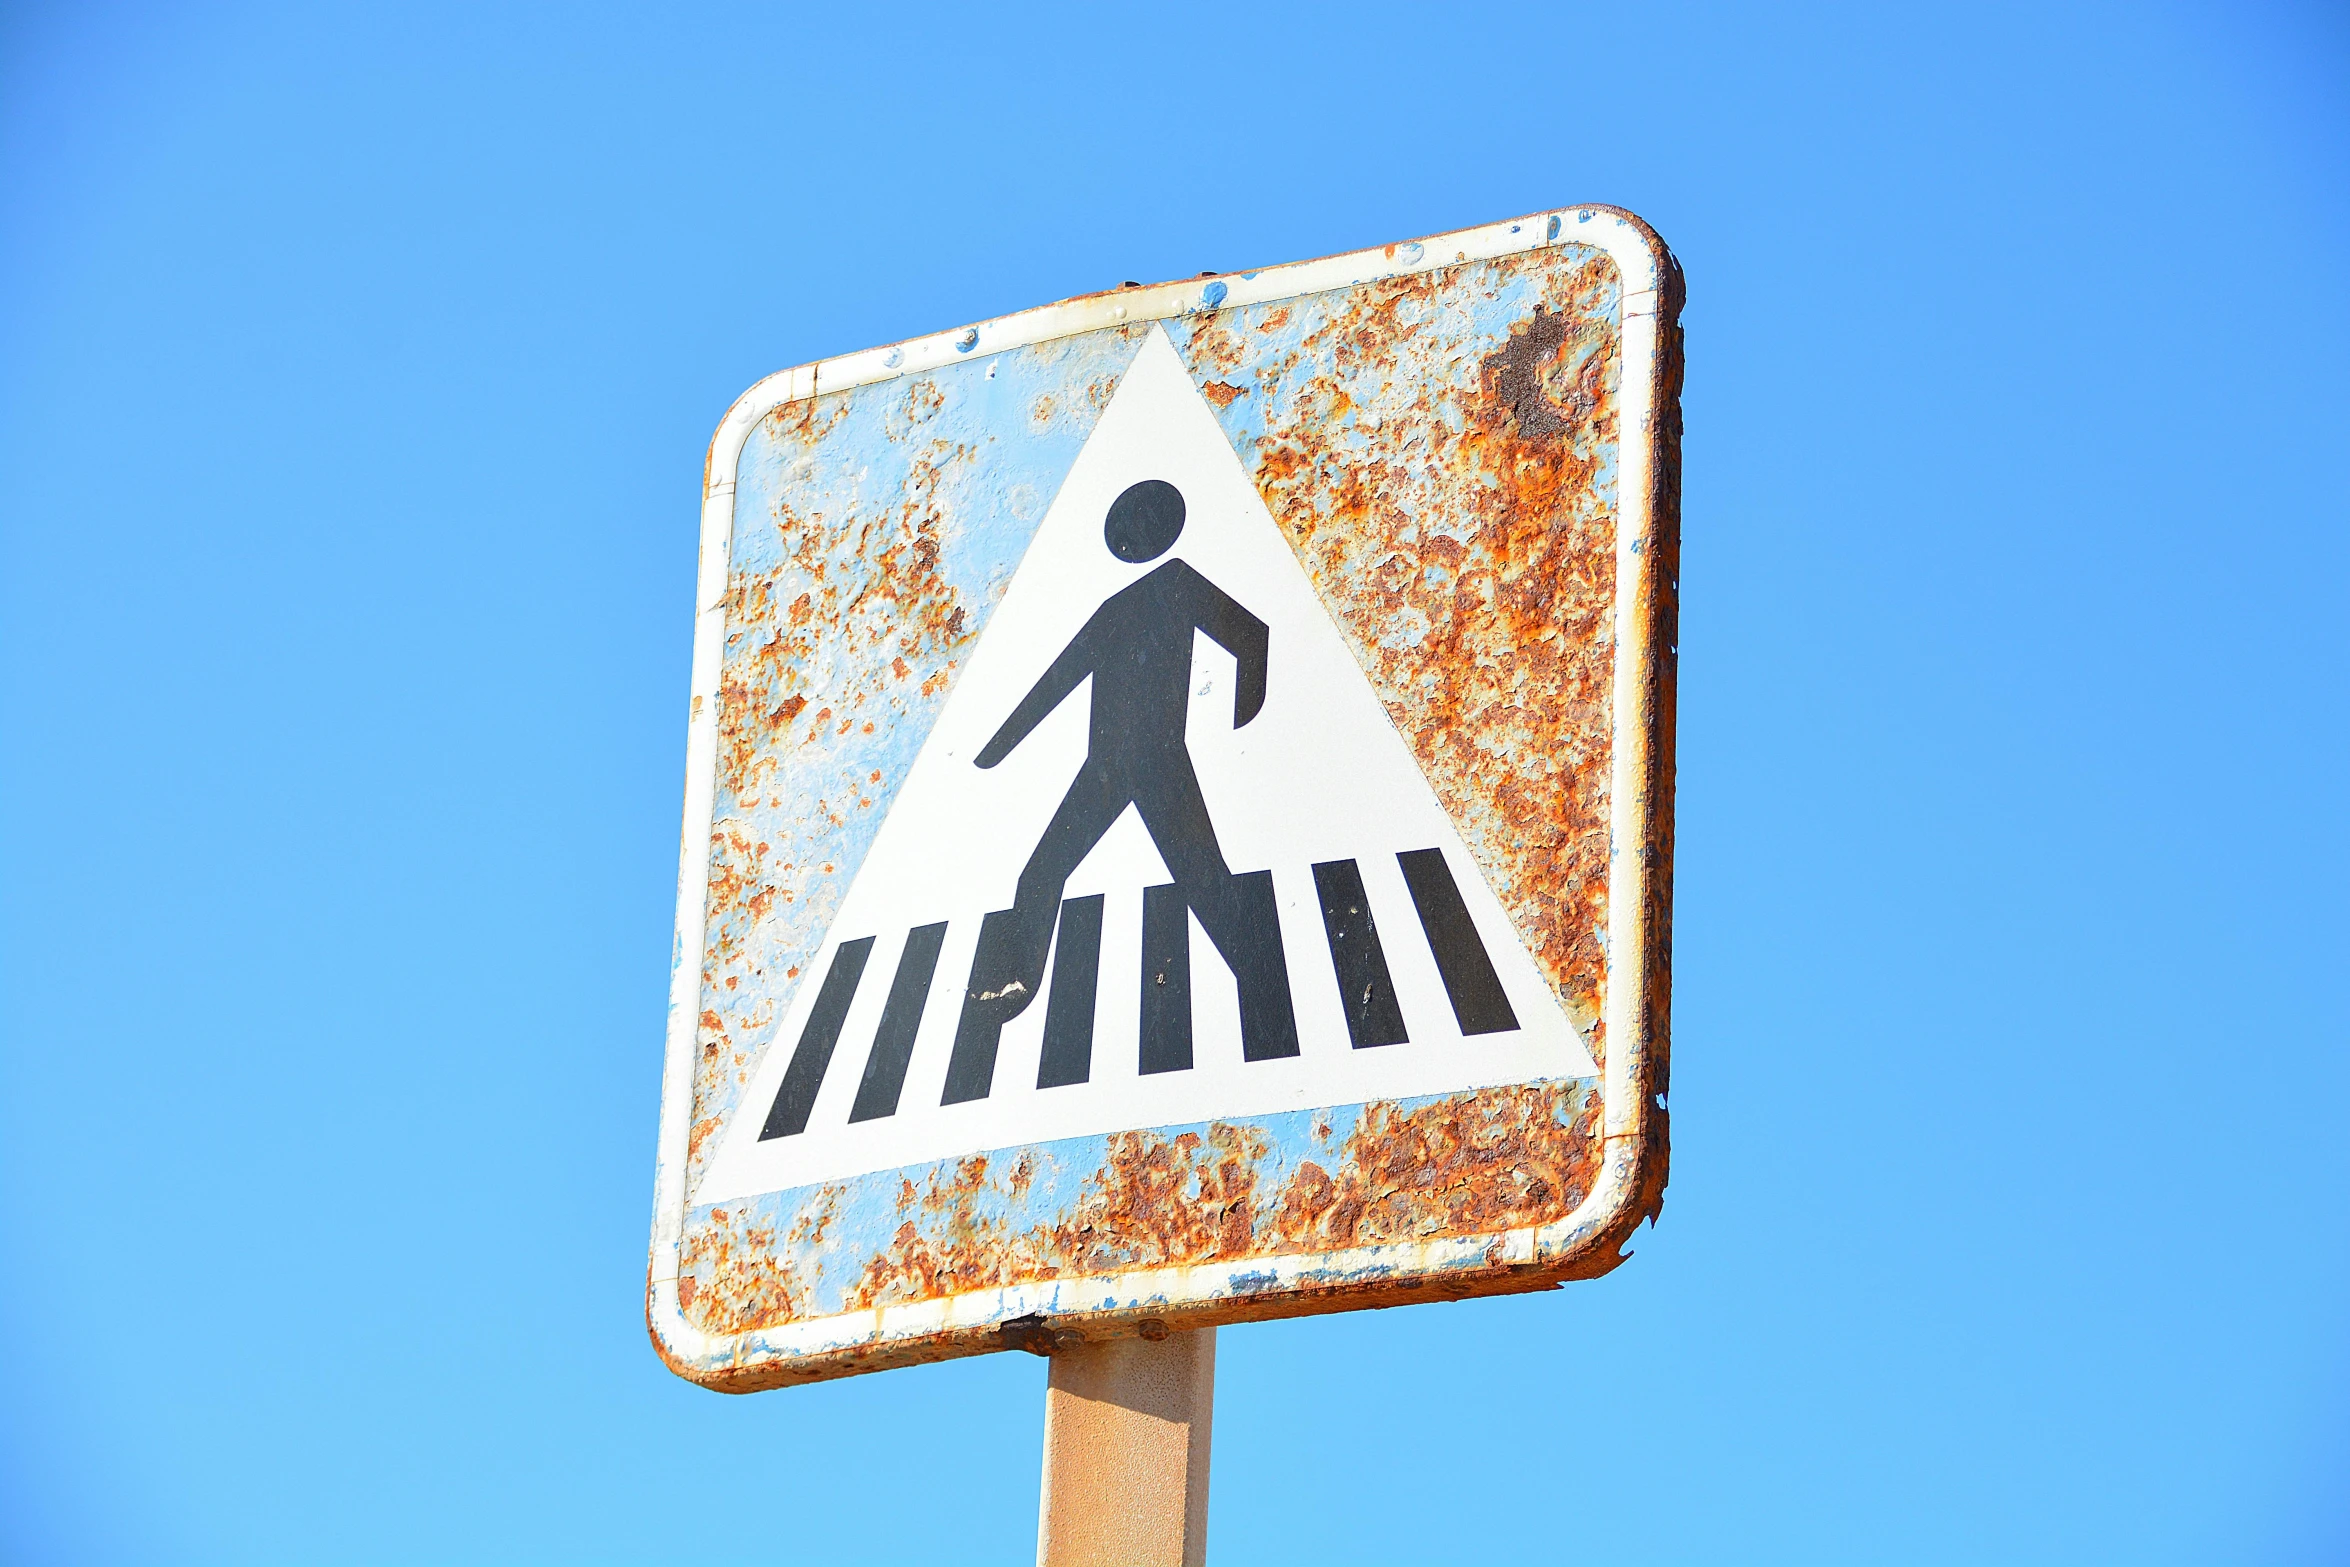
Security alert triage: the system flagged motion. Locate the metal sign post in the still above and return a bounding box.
[1036,1329,1214,1567]
[647,208,1681,1562]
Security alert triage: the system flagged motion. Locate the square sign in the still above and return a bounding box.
[649,209,1681,1389]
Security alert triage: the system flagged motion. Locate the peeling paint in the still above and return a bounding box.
[678,1080,1601,1340]
[691,331,1148,1182]
[1167,248,1622,1062]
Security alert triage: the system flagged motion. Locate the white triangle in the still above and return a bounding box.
[697,327,1597,1203]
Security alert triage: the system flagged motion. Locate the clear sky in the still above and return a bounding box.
[3,2,2345,1562]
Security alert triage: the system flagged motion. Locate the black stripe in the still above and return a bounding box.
[1139,882,1192,1074]
[1226,868,1301,1060]
[943,908,1025,1105]
[757,936,875,1139]
[1312,859,1409,1049]
[1037,896,1105,1089]
[848,922,949,1123]
[1396,847,1519,1036]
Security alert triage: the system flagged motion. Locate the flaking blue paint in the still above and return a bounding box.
[694,328,1148,1187]
[1163,247,1621,545]
[683,1078,1594,1319]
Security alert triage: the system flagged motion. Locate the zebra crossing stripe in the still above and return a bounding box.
[1138,883,1191,1076]
[941,908,1026,1106]
[1311,858,1409,1049]
[753,846,1523,1138]
[1036,895,1105,1090]
[1224,869,1301,1063]
[848,921,949,1124]
[1396,848,1520,1036]
[757,936,875,1140]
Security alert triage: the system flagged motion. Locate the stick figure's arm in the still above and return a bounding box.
[974,624,1098,768]
[1173,562,1269,727]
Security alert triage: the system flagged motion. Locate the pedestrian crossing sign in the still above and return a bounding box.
[650,210,1681,1390]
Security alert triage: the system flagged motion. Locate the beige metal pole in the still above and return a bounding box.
[1035,1327,1215,1567]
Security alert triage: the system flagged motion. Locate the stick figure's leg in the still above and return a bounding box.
[1133,760,1301,1062]
[943,764,1130,1104]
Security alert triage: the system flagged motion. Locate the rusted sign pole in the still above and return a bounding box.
[1036,1330,1215,1567]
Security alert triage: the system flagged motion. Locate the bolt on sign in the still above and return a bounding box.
[649,208,1682,1389]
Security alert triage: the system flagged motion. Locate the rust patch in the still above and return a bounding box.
[679,1186,844,1336]
[685,324,1157,1192]
[1264,1083,1601,1251]
[1178,248,1621,1059]
[1486,307,1582,440]
[690,392,987,1180]
[845,1122,1271,1312]
[678,1211,798,1335]
[679,1080,1598,1338]
[714,398,974,814]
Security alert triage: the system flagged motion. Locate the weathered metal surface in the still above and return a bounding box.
[676,1079,1602,1339]
[1164,243,1622,1061]
[691,332,1146,1186]
[649,208,1681,1391]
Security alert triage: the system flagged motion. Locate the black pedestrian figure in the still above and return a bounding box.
[941,479,1300,1103]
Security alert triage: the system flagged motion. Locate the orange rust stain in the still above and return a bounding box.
[689,380,1001,1186]
[679,1213,797,1334]
[842,1122,1273,1314]
[681,1090,1597,1334]
[1179,248,1621,1055]
[1263,1083,1601,1251]
[708,381,976,818]
[679,1187,852,1336]
[1201,379,1248,409]
[686,1114,722,1168]
[678,1081,1598,1337]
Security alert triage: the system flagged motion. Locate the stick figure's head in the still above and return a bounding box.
[1105,480,1185,563]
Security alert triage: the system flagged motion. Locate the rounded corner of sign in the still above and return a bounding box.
[1561,206,1671,296]
[702,367,807,499]
[644,1276,738,1390]
[1534,1122,1667,1275]
[706,386,767,464]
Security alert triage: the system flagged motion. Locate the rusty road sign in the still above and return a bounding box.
[649,208,1682,1391]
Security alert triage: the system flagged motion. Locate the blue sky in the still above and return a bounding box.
[3,2,2345,1562]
